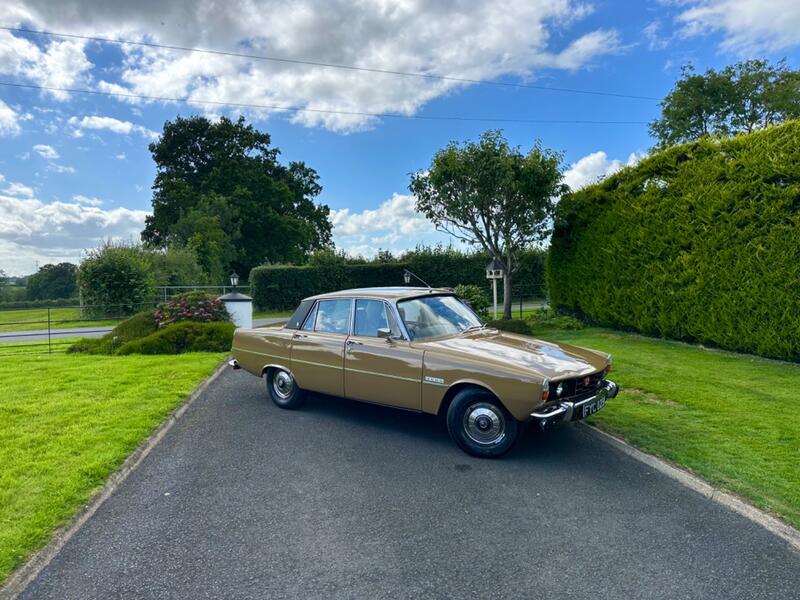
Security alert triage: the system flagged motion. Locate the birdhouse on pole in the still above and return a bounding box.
[485,258,505,319]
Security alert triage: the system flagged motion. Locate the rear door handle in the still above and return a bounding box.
[292,333,308,339]
[346,340,363,352]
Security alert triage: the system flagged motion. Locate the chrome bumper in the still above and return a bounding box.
[530,379,619,430]
[228,359,241,370]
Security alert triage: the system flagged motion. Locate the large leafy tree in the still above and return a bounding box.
[142,116,332,278]
[410,130,565,319]
[26,262,78,300]
[650,59,800,148]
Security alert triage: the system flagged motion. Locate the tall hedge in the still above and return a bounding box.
[548,121,800,361]
[251,249,545,309]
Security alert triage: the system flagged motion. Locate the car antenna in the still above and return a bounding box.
[403,269,432,290]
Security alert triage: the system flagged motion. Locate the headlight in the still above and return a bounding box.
[541,378,550,401]
[556,382,564,397]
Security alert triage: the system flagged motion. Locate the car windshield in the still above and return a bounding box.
[397,294,482,340]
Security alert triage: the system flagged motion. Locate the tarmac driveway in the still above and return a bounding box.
[20,369,800,599]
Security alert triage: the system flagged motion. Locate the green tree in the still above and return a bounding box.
[25,263,78,300]
[77,241,155,315]
[650,59,800,148]
[147,245,206,287]
[410,130,565,319]
[142,115,333,279]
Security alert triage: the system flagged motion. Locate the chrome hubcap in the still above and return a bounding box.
[272,370,294,400]
[463,402,505,445]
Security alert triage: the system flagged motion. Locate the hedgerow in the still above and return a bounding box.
[250,249,546,309]
[548,121,800,361]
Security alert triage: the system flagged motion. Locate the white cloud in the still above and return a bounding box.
[563,150,643,191]
[0,99,21,136]
[115,153,127,160]
[48,164,76,174]
[0,193,148,275]
[33,143,59,159]
[4,0,622,132]
[72,194,104,206]
[0,29,91,100]
[67,115,159,139]
[3,182,35,198]
[675,0,800,52]
[331,192,449,257]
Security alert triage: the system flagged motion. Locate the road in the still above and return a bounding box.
[0,318,284,343]
[19,369,800,599]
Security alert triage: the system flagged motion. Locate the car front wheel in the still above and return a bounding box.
[266,368,305,409]
[446,389,519,458]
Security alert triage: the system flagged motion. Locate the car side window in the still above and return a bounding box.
[315,299,352,335]
[286,299,314,330]
[354,299,390,337]
[301,302,318,331]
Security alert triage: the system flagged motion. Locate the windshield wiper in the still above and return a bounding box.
[460,324,487,335]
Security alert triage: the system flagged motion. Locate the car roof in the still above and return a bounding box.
[305,286,454,302]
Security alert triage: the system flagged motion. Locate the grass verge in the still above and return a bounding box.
[0,351,225,583]
[537,327,800,529]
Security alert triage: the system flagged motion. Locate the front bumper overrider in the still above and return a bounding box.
[530,379,619,430]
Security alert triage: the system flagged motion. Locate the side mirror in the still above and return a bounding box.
[377,327,392,341]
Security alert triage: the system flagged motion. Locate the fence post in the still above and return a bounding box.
[47,307,52,354]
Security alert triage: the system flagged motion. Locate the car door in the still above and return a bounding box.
[344,299,423,410]
[290,298,352,397]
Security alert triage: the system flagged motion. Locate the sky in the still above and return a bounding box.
[1,0,800,276]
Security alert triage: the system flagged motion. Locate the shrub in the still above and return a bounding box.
[116,321,235,355]
[148,245,207,286]
[548,121,800,361]
[485,319,532,335]
[68,311,158,355]
[250,246,546,309]
[77,241,155,316]
[154,292,230,327]
[525,309,585,331]
[454,284,490,315]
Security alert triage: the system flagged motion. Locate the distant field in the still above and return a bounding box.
[0,307,119,334]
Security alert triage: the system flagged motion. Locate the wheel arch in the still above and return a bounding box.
[436,381,505,418]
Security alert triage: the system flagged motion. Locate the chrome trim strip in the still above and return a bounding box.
[232,347,286,361]
[344,367,418,383]
[291,357,343,370]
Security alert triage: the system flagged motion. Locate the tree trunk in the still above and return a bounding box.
[503,267,513,320]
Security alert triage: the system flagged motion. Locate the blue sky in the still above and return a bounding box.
[1,0,799,275]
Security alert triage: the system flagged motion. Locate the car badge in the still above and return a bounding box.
[583,376,590,386]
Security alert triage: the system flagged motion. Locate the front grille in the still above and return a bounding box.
[550,371,604,402]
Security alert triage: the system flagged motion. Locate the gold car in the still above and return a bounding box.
[230,287,618,457]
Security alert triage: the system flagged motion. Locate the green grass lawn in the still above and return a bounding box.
[0,307,119,333]
[0,352,225,583]
[536,326,800,529]
[253,309,292,319]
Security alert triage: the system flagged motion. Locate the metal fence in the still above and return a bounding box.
[0,301,157,358]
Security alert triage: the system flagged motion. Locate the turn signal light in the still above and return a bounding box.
[541,379,550,401]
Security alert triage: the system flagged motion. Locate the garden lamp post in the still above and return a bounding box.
[402,269,431,289]
[485,258,504,319]
[219,272,252,329]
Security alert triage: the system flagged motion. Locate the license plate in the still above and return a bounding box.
[581,393,606,418]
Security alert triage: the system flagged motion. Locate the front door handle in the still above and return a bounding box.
[292,333,308,339]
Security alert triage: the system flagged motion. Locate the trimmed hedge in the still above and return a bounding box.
[548,121,800,361]
[251,250,546,309]
[116,321,235,355]
[0,297,80,309]
[68,311,158,355]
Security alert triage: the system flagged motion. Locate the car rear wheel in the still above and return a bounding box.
[446,389,519,458]
[266,368,305,409]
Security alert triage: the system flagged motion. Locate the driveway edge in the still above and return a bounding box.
[0,360,230,600]
[578,422,800,552]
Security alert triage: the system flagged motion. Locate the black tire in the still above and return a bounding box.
[265,367,306,409]
[446,388,519,458]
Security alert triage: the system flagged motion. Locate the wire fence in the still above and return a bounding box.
[0,301,157,358]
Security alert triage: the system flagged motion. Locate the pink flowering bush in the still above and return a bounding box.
[154,291,230,327]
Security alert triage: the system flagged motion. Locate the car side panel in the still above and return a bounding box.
[289,331,346,397]
[421,351,545,421]
[231,327,293,376]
